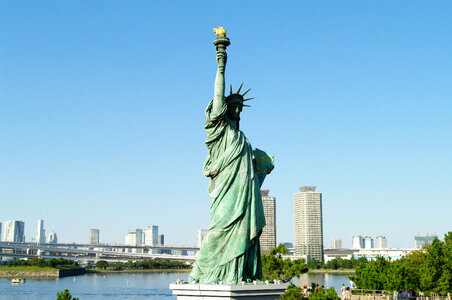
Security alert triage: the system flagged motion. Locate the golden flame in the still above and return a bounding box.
[213,27,227,37]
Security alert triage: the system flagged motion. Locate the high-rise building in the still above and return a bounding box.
[158,234,164,245]
[375,236,388,248]
[415,234,438,249]
[0,222,2,242]
[260,190,276,254]
[352,235,363,249]
[3,220,25,242]
[294,186,323,261]
[36,219,46,244]
[197,229,209,248]
[48,231,58,243]
[330,239,342,249]
[364,236,374,249]
[125,229,143,246]
[144,225,158,246]
[89,229,99,245]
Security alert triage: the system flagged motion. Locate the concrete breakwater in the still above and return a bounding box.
[0,268,85,278]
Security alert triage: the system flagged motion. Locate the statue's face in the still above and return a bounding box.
[227,103,242,121]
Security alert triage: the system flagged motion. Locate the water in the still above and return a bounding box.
[0,271,351,299]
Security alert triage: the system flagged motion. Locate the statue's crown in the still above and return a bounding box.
[225,83,254,107]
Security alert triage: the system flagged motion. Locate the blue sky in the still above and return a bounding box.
[1,1,451,248]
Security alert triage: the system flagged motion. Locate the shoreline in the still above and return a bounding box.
[0,268,85,278]
[87,268,192,274]
[308,269,355,274]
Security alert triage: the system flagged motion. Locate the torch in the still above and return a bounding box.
[213,27,230,68]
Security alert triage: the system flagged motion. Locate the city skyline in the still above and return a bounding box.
[1,1,451,248]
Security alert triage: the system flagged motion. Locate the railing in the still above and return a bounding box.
[350,289,451,300]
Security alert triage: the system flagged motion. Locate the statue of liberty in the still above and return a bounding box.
[189,27,274,285]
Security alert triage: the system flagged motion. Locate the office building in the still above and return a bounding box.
[36,219,46,244]
[283,242,294,249]
[197,229,209,248]
[352,235,364,249]
[330,239,342,249]
[144,225,158,246]
[89,229,100,245]
[375,236,388,248]
[158,234,164,245]
[260,190,276,254]
[294,186,323,261]
[48,231,58,243]
[3,220,25,242]
[125,229,143,246]
[364,236,374,249]
[415,234,438,249]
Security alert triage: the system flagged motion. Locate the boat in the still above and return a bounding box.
[11,278,26,284]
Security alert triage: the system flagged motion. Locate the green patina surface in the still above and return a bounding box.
[188,31,274,285]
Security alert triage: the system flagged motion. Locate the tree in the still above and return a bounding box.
[96,260,108,270]
[262,244,308,282]
[56,289,79,300]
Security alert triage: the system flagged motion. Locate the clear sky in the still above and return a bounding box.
[1,1,451,248]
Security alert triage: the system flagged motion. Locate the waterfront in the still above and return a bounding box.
[0,272,351,299]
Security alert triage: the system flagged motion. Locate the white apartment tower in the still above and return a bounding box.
[36,219,46,243]
[375,236,388,248]
[330,239,342,249]
[89,229,100,245]
[260,190,276,255]
[352,235,364,249]
[364,236,374,249]
[294,186,323,261]
[3,220,25,242]
[144,225,158,246]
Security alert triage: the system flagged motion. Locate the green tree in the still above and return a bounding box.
[280,283,304,299]
[262,244,308,282]
[96,260,108,270]
[56,289,79,300]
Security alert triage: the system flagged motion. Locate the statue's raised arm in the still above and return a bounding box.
[212,27,230,114]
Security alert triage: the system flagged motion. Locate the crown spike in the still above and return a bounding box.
[242,88,252,96]
[236,82,244,94]
[243,97,254,101]
[242,104,251,107]
[230,84,233,95]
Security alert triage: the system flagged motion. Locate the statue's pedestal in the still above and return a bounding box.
[169,283,288,300]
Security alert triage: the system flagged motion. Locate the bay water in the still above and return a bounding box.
[0,271,352,299]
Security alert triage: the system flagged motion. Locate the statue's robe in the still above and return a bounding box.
[189,100,266,284]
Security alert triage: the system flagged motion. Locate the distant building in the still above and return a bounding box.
[415,235,438,249]
[0,222,2,241]
[197,229,209,248]
[375,236,388,248]
[158,234,164,246]
[364,236,374,249]
[125,229,143,246]
[3,220,25,242]
[36,219,46,244]
[89,229,99,245]
[282,242,294,249]
[48,231,58,243]
[172,249,188,256]
[144,225,158,246]
[352,235,363,249]
[260,190,276,254]
[294,186,323,261]
[330,239,342,249]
